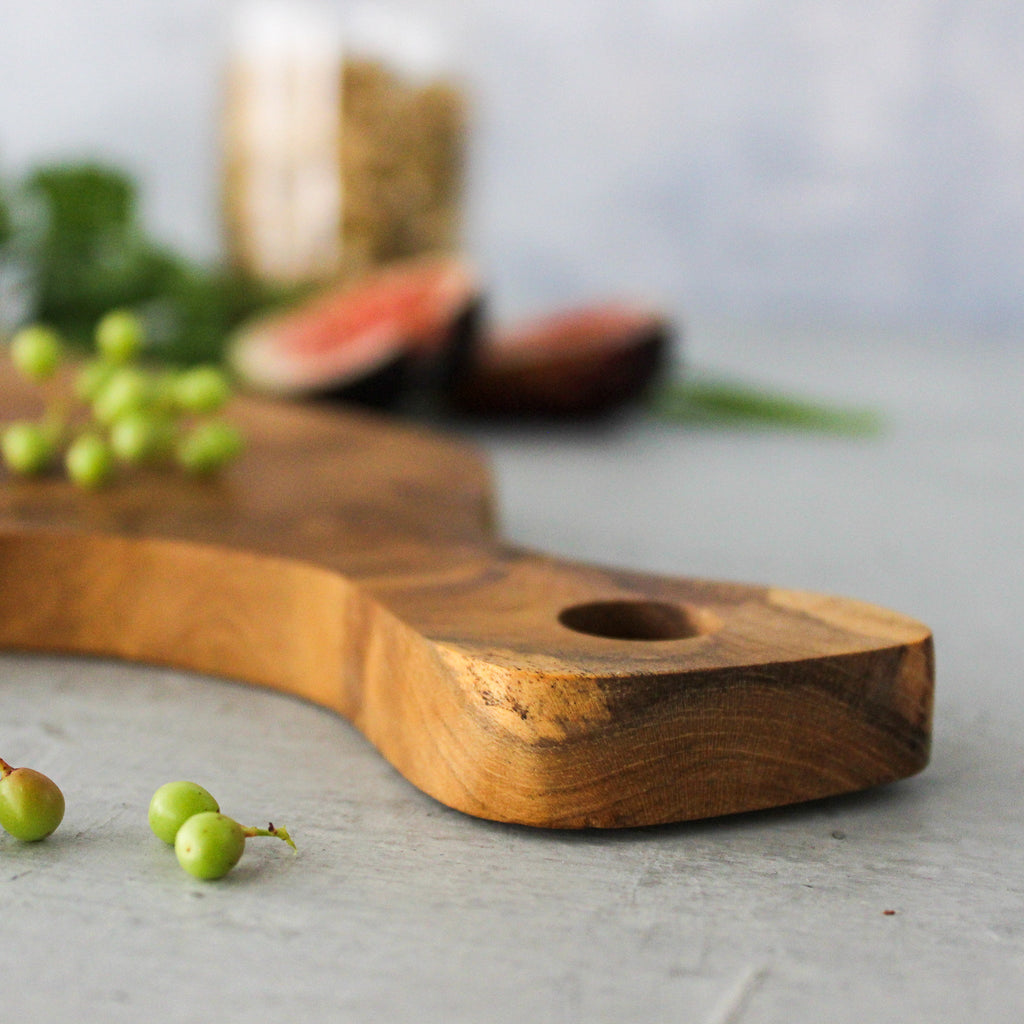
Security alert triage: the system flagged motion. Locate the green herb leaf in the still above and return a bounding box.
[21,163,181,346]
[0,182,11,248]
[2,160,300,365]
[648,374,884,436]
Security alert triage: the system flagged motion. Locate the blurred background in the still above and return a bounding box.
[1,0,1021,343]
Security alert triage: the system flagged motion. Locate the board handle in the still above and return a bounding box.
[0,529,933,828]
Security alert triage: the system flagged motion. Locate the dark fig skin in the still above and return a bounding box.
[317,350,412,410]
[447,304,674,419]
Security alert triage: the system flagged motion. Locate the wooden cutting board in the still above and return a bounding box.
[0,365,933,828]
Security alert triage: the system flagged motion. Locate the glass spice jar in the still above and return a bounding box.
[222,1,468,288]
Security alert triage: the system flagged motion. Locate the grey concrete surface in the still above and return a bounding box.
[2,322,1022,1021]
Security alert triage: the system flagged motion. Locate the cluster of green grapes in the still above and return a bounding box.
[148,779,295,880]
[1,760,295,881]
[2,310,243,488]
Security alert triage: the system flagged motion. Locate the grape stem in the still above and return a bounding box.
[242,822,297,850]
[43,397,71,446]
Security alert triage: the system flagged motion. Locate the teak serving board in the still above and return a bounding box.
[0,367,933,828]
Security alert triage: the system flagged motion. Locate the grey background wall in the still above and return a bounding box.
[2,0,1021,335]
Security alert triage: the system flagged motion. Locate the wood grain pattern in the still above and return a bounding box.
[0,365,933,827]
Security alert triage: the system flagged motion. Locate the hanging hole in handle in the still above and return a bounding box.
[557,600,718,641]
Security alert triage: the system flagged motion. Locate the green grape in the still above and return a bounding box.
[174,811,295,880]
[2,421,55,475]
[172,365,232,414]
[10,325,62,381]
[65,433,114,489]
[176,420,244,475]
[92,367,151,425]
[174,812,246,879]
[95,309,144,364]
[0,757,65,841]
[148,780,220,845]
[109,410,174,464]
[74,359,117,403]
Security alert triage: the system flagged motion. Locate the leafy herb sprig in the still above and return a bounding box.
[0,162,304,366]
[647,373,883,436]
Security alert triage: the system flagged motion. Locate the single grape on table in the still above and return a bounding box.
[1,421,55,475]
[173,365,232,414]
[176,420,244,475]
[148,780,220,845]
[10,325,62,381]
[0,757,65,842]
[65,432,114,489]
[174,811,295,880]
[91,367,152,426]
[109,410,174,465]
[95,309,144,365]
